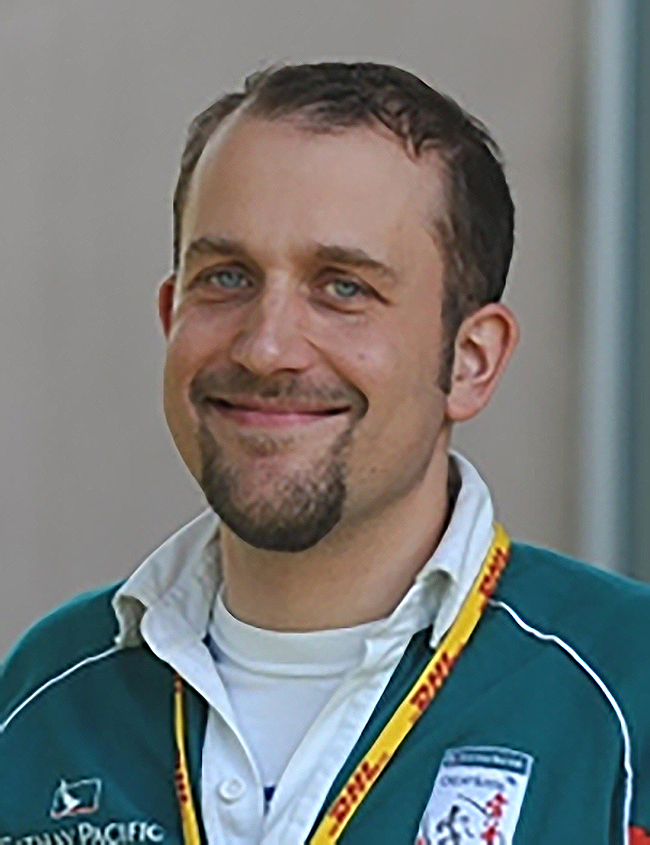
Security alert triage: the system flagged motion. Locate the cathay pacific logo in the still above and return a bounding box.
[0,776,168,845]
[50,779,102,820]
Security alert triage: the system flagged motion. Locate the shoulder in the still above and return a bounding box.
[496,543,650,737]
[1,583,123,727]
[500,541,650,638]
[494,541,650,703]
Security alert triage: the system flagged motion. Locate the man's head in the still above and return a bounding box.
[159,62,518,552]
[171,62,515,386]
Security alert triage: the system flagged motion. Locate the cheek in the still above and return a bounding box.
[169,305,218,353]
[162,312,228,436]
[165,308,232,385]
[162,319,217,480]
[340,329,446,463]
[344,328,440,409]
[334,333,400,413]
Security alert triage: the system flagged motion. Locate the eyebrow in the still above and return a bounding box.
[182,236,399,285]
[311,243,399,285]
[183,236,252,267]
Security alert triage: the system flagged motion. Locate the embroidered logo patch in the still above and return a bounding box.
[50,778,102,819]
[415,746,533,844]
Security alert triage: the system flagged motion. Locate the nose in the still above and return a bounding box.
[229,284,316,377]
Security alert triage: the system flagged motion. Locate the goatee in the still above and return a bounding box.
[197,419,351,551]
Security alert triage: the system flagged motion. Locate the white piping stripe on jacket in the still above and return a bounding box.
[1,645,121,734]
[490,598,633,845]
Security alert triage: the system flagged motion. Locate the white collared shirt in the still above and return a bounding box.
[112,452,495,845]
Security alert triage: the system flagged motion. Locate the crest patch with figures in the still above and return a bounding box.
[415,746,533,845]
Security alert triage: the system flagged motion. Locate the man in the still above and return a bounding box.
[2,62,650,845]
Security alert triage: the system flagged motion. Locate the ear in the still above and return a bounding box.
[446,302,519,422]
[158,274,177,339]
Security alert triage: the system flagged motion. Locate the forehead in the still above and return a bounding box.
[180,112,446,260]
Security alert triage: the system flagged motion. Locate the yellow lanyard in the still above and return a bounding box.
[173,522,510,845]
[174,673,203,845]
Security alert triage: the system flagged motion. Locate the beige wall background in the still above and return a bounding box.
[1,0,584,656]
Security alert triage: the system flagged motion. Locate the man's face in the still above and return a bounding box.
[161,113,452,551]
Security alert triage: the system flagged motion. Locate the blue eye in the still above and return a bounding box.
[327,279,364,299]
[209,268,249,289]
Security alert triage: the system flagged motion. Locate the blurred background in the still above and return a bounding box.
[2,0,649,656]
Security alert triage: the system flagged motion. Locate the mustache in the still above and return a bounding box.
[189,368,368,416]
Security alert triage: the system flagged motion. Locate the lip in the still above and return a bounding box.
[203,398,350,429]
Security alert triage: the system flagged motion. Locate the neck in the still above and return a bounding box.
[218,450,458,631]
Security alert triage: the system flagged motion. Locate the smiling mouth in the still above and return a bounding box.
[203,398,350,429]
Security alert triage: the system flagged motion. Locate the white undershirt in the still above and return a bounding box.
[208,591,385,795]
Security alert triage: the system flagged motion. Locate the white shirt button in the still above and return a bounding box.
[218,777,246,802]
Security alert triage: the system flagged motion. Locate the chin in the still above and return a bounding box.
[212,504,343,552]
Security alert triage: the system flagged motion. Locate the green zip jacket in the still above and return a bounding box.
[2,542,650,844]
